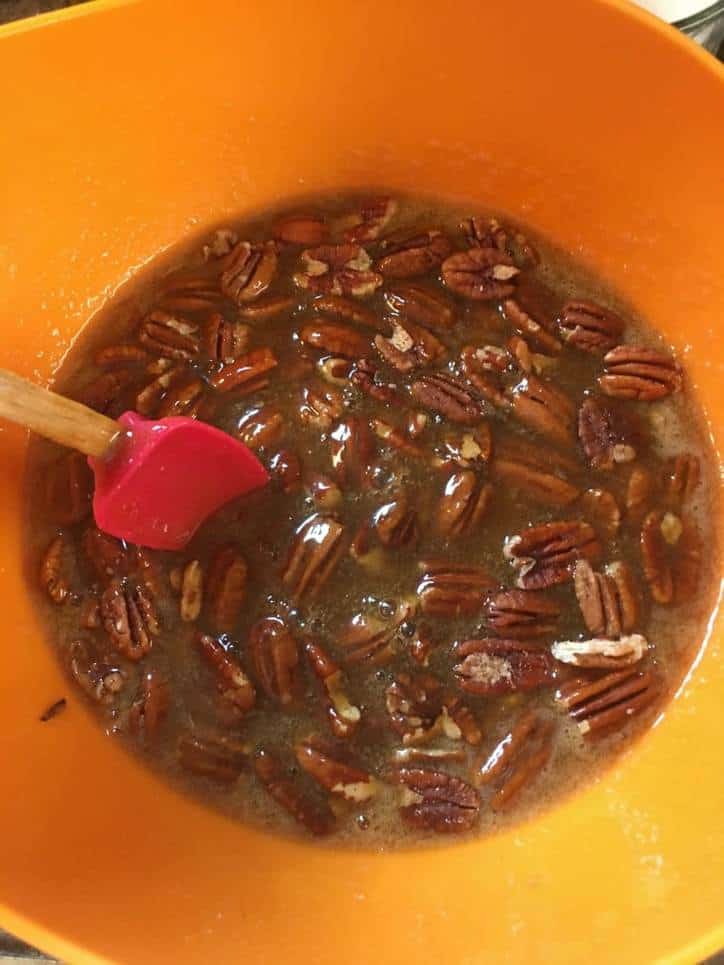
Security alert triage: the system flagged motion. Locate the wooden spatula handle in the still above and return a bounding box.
[0,369,121,458]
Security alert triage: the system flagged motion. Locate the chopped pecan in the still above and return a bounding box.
[197,633,256,719]
[249,617,300,704]
[557,667,659,736]
[305,641,361,737]
[374,319,445,373]
[209,346,278,393]
[395,768,479,832]
[206,545,247,632]
[294,244,382,298]
[238,404,285,450]
[45,451,93,524]
[138,310,199,361]
[552,633,648,670]
[573,559,638,636]
[504,520,602,589]
[578,396,638,470]
[600,345,682,400]
[178,734,247,783]
[254,748,335,835]
[128,670,169,742]
[329,417,375,487]
[376,229,452,278]
[282,514,346,601]
[101,579,160,661]
[410,372,483,425]
[311,294,382,330]
[442,248,519,300]
[343,196,397,243]
[486,589,560,640]
[237,295,296,320]
[95,344,149,367]
[476,710,553,811]
[492,457,579,508]
[664,454,700,509]
[640,511,701,604]
[221,240,278,303]
[578,487,621,539]
[384,282,455,331]
[461,216,538,267]
[296,737,376,800]
[204,312,250,363]
[436,424,492,468]
[386,672,443,744]
[436,470,491,538]
[298,385,344,431]
[509,374,576,445]
[299,319,371,359]
[373,493,419,547]
[339,601,415,665]
[454,638,556,696]
[39,535,70,604]
[558,300,625,353]
[179,560,203,622]
[68,639,125,704]
[274,214,328,246]
[417,560,495,616]
[502,299,561,355]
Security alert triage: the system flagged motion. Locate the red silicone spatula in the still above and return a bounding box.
[0,369,268,550]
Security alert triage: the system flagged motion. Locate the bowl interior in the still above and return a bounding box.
[0,1,723,962]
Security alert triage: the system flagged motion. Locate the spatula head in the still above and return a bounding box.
[90,411,269,550]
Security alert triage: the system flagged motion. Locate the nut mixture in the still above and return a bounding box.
[25,193,718,847]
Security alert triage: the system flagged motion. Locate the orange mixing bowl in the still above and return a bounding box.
[0,1,722,961]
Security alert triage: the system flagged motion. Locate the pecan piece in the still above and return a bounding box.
[77,369,134,414]
[299,319,371,359]
[206,545,247,632]
[343,196,397,244]
[249,617,300,704]
[101,579,160,661]
[306,473,343,510]
[442,694,483,745]
[238,404,285,450]
[254,748,335,835]
[417,560,495,617]
[128,670,169,742]
[209,346,278,393]
[502,299,561,355]
[436,470,492,538]
[197,633,256,719]
[476,711,553,811]
[386,672,443,744]
[373,493,419,547]
[158,274,223,312]
[557,667,659,736]
[486,589,560,639]
[294,244,382,298]
[573,559,639,636]
[350,358,400,404]
[306,641,361,738]
[95,344,149,367]
[45,451,93,524]
[441,248,519,300]
[39,534,70,604]
[178,734,247,783]
[384,283,455,331]
[204,312,250,363]
[395,768,479,832]
[329,417,375,487]
[282,514,346,601]
[640,511,701,604]
[311,294,382,330]
[237,295,296,321]
[374,319,445,373]
[552,633,648,670]
[600,345,682,400]
[664,454,700,509]
[578,488,621,540]
[626,465,656,521]
[298,385,344,431]
[138,310,199,361]
[377,229,452,278]
[274,214,328,246]
[454,638,556,696]
[156,375,208,419]
[504,520,602,589]
[436,424,492,468]
[221,240,278,303]
[82,526,128,580]
[296,737,376,800]
[179,559,203,622]
[410,372,483,425]
[558,300,625,353]
[372,417,425,458]
[578,396,638,470]
[202,227,238,261]
[509,374,576,445]
[339,601,415,665]
[268,448,302,493]
[492,458,579,508]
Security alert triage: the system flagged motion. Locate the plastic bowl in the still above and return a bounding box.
[0,1,722,962]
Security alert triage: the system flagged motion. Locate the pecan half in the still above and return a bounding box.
[178,559,203,622]
[504,520,602,589]
[578,396,638,470]
[296,737,376,800]
[238,404,285,450]
[557,667,659,736]
[329,417,375,487]
[454,638,556,696]
[101,579,160,661]
[128,670,169,742]
[82,526,128,580]
[294,244,382,298]
[371,417,425,458]
[39,535,70,604]
[558,300,625,353]
[410,372,483,425]
[45,451,93,524]
[436,470,491,538]
[600,345,683,400]
[299,319,371,359]
[459,345,508,406]
[476,710,553,811]
[282,514,346,601]
[461,216,538,267]
[573,559,639,636]
[664,454,700,509]
[552,633,647,670]
[578,488,621,539]
[221,240,278,303]
[138,310,199,361]
[395,768,479,832]
[68,639,125,705]
[486,589,560,639]
[377,229,452,278]
[502,299,561,355]
[374,319,445,373]
[417,560,495,617]
[95,344,149,367]
[77,369,134,414]
[197,632,256,719]
[204,312,250,363]
[298,385,344,431]
[156,375,208,419]
[373,493,419,547]
[640,511,701,604]
[254,748,335,835]
[492,457,579,508]
[274,214,328,246]
[311,294,382,330]
[343,196,397,244]
[206,545,247,633]
[339,601,415,665]
[443,694,483,745]
[386,672,443,744]
[509,374,576,445]
[384,283,455,331]
[350,358,400,404]
[237,295,296,320]
[178,734,247,783]
[249,617,300,704]
[441,248,519,300]
[158,275,223,312]
[305,641,361,738]
[209,346,278,393]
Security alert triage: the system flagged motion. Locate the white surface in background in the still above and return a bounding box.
[634,0,719,22]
